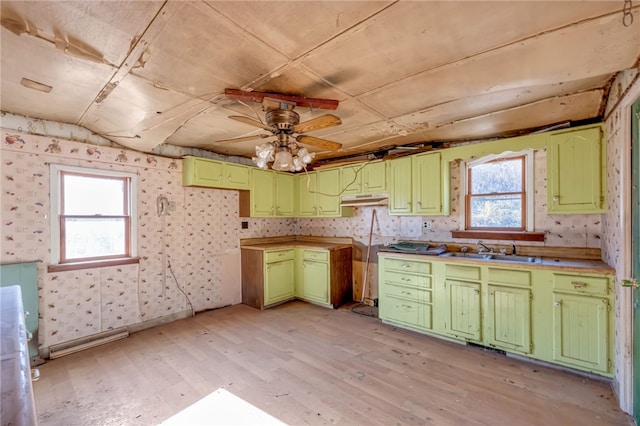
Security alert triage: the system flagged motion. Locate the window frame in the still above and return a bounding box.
[461,150,534,233]
[50,164,138,268]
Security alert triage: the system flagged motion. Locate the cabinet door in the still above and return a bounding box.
[445,280,481,341]
[413,153,444,215]
[183,157,224,187]
[340,165,362,195]
[297,173,317,216]
[224,163,250,189]
[251,169,275,216]
[388,157,412,214]
[275,173,295,216]
[547,127,605,213]
[303,260,329,304]
[316,168,341,216]
[265,258,295,305]
[487,285,531,353]
[552,293,609,372]
[362,161,387,194]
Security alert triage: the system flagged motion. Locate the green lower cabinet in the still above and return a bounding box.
[552,292,609,373]
[486,285,531,353]
[381,296,429,329]
[264,257,295,306]
[445,280,482,342]
[302,260,329,304]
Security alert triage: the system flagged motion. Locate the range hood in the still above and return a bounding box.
[340,194,388,207]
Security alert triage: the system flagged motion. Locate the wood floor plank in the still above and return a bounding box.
[33,301,632,425]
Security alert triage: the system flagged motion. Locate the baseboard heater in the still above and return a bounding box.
[48,327,129,359]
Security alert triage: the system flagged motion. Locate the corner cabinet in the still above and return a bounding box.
[242,246,352,310]
[249,169,295,217]
[547,126,606,214]
[183,156,250,190]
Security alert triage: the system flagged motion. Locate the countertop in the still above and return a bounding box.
[378,251,615,274]
[240,236,352,252]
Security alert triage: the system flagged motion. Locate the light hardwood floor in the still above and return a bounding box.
[33,301,631,425]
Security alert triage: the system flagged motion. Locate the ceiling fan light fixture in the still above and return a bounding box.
[272,147,293,171]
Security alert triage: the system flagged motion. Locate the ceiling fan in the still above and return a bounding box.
[217,89,344,172]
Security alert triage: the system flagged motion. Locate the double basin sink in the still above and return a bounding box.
[439,252,542,264]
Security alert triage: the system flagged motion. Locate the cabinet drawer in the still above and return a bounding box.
[384,272,431,289]
[384,284,431,302]
[383,296,431,329]
[265,249,295,263]
[553,274,609,295]
[488,268,531,287]
[303,250,329,261]
[445,264,481,281]
[383,258,431,274]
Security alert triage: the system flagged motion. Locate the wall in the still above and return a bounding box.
[0,128,293,352]
[602,68,640,414]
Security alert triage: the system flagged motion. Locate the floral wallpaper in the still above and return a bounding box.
[1,129,295,350]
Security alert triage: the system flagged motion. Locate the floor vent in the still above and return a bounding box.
[48,327,129,359]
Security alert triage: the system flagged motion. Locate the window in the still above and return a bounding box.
[50,165,137,267]
[464,151,533,232]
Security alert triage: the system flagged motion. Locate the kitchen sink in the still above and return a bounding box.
[439,252,542,264]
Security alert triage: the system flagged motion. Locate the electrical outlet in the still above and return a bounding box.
[241,221,249,229]
[422,221,432,235]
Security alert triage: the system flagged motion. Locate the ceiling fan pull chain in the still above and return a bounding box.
[623,0,634,27]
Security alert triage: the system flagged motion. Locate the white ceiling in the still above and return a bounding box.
[1,1,639,164]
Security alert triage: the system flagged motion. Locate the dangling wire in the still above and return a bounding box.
[623,0,634,27]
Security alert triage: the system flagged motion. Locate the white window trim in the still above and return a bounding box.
[49,164,138,265]
[460,149,534,232]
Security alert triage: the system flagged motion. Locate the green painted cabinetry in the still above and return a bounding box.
[379,256,433,331]
[413,152,449,215]
[297,170,352,217]
[264,249,295,306]
[388,153,449,215]
[443,263,482,342]
[550,272,611,373]
[340,161,387,195]
[250,169,295,217]
[378,254,614,377]
[547,126,605,214]
[388,157,413,214]
[183,156,250,189]
[301,250,330,305]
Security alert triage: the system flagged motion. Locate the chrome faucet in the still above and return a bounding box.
[477,241,492,253]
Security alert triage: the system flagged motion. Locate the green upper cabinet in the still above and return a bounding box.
[412,152,449,215]
[250,169,295,217]
[297,173,317,216]
[251,169,276,216]
[275,172,295,216]
[547,126,606,214]
[298,169,352,217]
[340,165,362,195]
[340,161,387,196]
[183,156,250,190]
[388,157,413,214]
[316,168,341,216]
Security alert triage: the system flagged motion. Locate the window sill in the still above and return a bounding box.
[48,257,140,273]
[450,230,545,242]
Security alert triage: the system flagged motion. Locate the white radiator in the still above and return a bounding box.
[48,327,129,359]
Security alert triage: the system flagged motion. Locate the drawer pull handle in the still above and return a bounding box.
[571,281,588,289]
[402,304,412,309]
[401,291,411,295]
[401,277,411,281]
[401,264,411,268]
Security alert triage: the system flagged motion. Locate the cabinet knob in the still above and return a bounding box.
[553,301,561,307]
[553,196,559,202]
[219,175,223,180]
[417,201,422,206]
[474,289,479,295]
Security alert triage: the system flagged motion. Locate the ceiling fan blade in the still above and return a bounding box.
[293,114,342,134]
[217,134,272,143]
[229,115,273,131]
[296,135,342,151]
